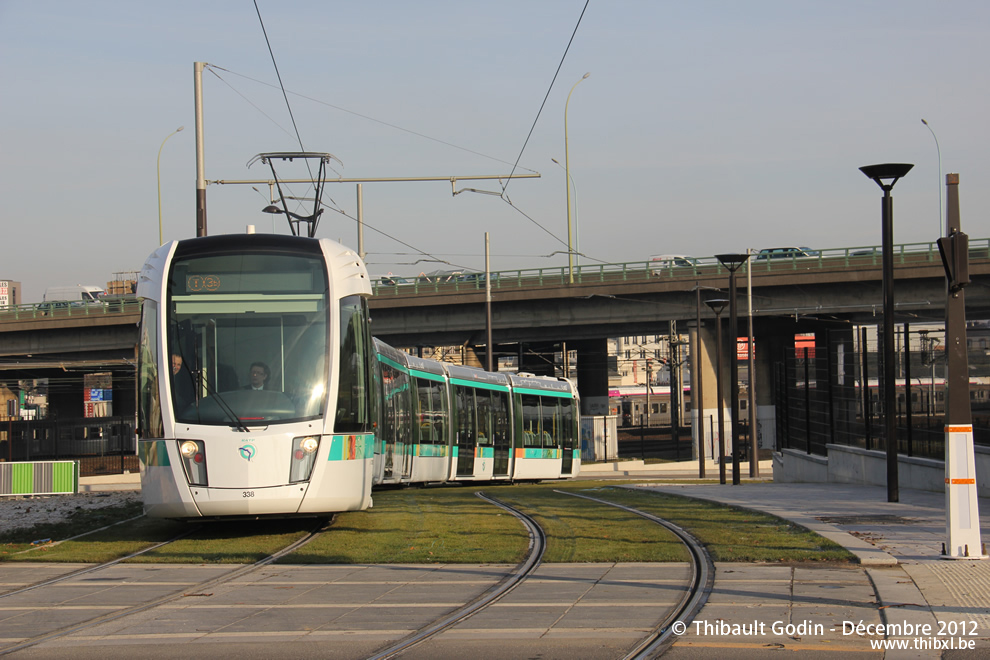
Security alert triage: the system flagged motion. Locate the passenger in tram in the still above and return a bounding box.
[171,354,195,412]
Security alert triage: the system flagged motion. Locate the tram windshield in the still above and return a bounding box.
[166,247,329,425]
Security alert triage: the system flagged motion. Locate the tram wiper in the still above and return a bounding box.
[197,372,253,433]
[181,344,252,433]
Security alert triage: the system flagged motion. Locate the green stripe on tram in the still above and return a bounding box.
[327,434,375,461]
[377,353,409,373]
[414,443,448,457]
[409,368,445,383]
[512,386,574,399]
[449,377,509,392]
[519,447,561,459]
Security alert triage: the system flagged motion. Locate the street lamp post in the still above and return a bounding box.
[716,253,751,485]
[157,126,184,245]
[921,119,942,235]
[705,298,728,485]
[564,73,589,284]
[859,163,913,503]
[552,158,580,268]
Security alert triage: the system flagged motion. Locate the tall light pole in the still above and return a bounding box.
[716,253,751,485]
[157,126,184,245]
[552,158,580,268]
[921,119,942,236]
[564,72,589,284]
[860,163,913,503]
[705,298,728,485]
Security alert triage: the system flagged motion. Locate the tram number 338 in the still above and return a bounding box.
[242,491,255,498]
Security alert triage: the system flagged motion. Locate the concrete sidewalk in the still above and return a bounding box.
[78,472,141,492]
[635,481,990,656]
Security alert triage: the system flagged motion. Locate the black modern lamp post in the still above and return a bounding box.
[859,163,913,503]
[705,298,729,485]
[715,253,751,485]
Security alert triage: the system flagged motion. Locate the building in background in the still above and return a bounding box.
[0,280,21,308]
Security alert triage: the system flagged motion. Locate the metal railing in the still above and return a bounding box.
[370,238,990,297]
[0,297,142,322]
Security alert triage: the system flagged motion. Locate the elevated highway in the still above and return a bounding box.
[2,241,989,364]
[366,239,990,348]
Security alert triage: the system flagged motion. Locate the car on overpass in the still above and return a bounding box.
[755,247,819,260]
[649,254,697,275]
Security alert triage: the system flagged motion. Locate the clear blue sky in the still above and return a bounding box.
[2,1,988,301]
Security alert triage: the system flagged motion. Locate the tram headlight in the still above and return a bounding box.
[177,439,207,486]
[289,435,321,483]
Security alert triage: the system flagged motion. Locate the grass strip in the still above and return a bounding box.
[129,518,318,564]
[551,482,855,563]
[0,480,857,565]
[1,501,185,563]
[285,486,530,564]
[479,484,689,563]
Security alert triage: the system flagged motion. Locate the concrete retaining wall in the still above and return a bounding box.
[774,444,990,497]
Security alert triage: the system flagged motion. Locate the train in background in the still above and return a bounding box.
[611,377,990,429]
[136,234,579,520]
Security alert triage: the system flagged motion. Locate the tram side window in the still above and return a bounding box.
[137,301,163,438]
[415,378,446,445]
[335,296,373,432]
[560,398,575,446]
[520,394,542,448]
[381,362,398,447]
[432,380,447,444]
[476,390,493,446]
[541,397,560,449]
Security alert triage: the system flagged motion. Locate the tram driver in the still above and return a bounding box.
[245,362,272,391]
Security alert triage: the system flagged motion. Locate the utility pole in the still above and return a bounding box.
[194,62,207,237]
[937,173,986,559]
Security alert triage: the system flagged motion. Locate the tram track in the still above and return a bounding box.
[557,490,714,659]
[370,488,713,660]
[0,516,333,657]
[365,491,546,660]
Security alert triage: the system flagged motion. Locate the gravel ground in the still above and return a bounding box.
[0,491,142,535]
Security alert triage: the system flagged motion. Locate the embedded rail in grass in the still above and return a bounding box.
[365,491,546,660]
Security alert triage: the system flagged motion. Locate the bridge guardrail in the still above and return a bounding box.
[371,238,990,297]
[0,298,142,322]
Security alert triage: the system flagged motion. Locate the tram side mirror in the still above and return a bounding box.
[937,231,970,293]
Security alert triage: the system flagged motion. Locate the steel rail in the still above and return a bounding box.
[555,490,714,659]
[365,491,546,660]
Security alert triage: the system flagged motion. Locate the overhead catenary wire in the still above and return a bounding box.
[224,3,606,270]
[499,0,590,198]
[251,2,341,215]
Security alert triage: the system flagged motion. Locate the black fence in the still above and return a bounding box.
[774,325,990,460]
[0,416,138,476]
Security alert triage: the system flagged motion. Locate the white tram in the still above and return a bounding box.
[136,234,579,520]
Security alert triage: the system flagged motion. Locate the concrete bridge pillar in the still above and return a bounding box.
[690,320,727,462]
[574,338,609,416]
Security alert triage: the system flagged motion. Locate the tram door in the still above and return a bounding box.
[492,391,510,476]
[380,361,408,481]
[454,387,476,476]
[561,398,574,475]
